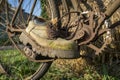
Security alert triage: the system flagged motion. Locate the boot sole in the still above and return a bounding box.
[19,31,80,59]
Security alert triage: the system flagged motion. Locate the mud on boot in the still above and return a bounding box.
[19,18,80,59]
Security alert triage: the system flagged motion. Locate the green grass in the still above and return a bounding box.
[0,50,40,80]
[0,50,119,80]
[42,64,119,80]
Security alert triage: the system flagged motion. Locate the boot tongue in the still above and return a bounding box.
[32,16,46,25]
[33,19,47,26]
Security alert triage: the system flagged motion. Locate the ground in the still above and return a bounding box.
[0,50,120,80]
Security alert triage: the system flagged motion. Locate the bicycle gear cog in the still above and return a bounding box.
[87,25,113,55]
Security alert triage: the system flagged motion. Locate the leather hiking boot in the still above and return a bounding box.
[19,18,80,59]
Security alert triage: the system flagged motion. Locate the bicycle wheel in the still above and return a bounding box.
[0,0,59,79]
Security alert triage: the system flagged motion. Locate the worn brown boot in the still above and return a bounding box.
[19,18,80,59]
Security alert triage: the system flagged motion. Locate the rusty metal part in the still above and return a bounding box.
[72,30,85,40]
[7,26,24,33]
[23,46,54,61]
[24,46,37,59]
[27,0,37,23]
[11,0,24,25]
[65,16,85,40]
[87,40,111,55]
[90,20,120,55]
[78,11,105,45]
[70,20,85,41]
[67,10,111,55]
[59,9,109,55]
[87,28,112,55]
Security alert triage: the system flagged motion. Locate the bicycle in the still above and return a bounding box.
[0,0,120,80]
